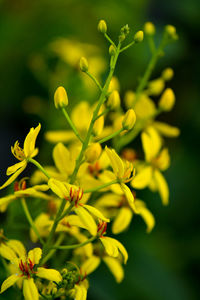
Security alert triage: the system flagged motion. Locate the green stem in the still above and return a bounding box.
[51,236,96,250]
[115,108,163,151]
[97,128,123,144]
[116,35,168,151]
[132,34,167,107]
[20,198,44,245]
[70,42,121,184]
[61,108,83,143]
[147,36,156,54]
[39,202,74,266]
[84,179,119,193]
[95,107,110,120]
[57,202,74,223]
[120,40,135,52]
[104,33,116,47]
[28,158,50,179]
[85,71,103,91]
[41,234,65,265]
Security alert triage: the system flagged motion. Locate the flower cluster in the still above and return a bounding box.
[0,20,178,300]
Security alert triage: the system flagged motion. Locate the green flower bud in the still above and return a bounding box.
[54,86,68,109]
[79,57,89,72]
[162,68,174,81]
[159,88,175,111]
[107,90,120,109]
[144,22,155,35]
[109,45,116,56]
[134,30,144,43]
[122,109,136,130]
[98,20,107,34]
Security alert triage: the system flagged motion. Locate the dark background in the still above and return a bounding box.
[0,0,200,299]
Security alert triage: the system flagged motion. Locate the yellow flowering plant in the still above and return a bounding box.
[0,20,179,300]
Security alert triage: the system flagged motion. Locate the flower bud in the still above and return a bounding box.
[147,78,165,96]
[124,90,135,108]
[109,45,116,56]
[107,90,120,109]
[158,88,175,111]
[79,57,89,72]
[108,77,120,92]
[134,30,144,43]
[54,86,68,109]
[162,68,174,81]
[144,22,155,35]
[122,109,136,130]
[98,20,107,34]
[93,114,104,136]
[85,143,102,163]
[119,33,126,42]
[165,25,177,39]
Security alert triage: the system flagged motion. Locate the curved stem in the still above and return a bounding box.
[85,71,103,91]
[28,158,50,179]
[61,108,84,143]
[84,179,119,193]
[104,33,116,47]
[97,128,123,144]
[120,40,135,52]
[41,234,65,265]
[51,236,96,250]
[20,198,45,245]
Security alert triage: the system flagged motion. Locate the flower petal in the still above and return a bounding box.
[154,170,169,205]
[0,274,19,294]
[74,206,97,236]
[6,240,26,258]
[53,142,74,175]
[112,207,133,234]
[0,243,18,261]
[81,256,101,275]
[37,267,62,283]
[6,160,27,176]
[153,121,180,137]
[135,200,155,233]
[100,237,119,258]
[23,124,41,158]
[28,248,42,265]
[84,204,110,222]
[131,166,152,189]
[23,278,39,300]
[103,256,124,283]
[120,183,138,214]
[0,162,27,190]
[75,282,87,300]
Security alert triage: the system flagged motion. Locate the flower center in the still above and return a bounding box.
[19,258,35,278]
[11,141,25,161]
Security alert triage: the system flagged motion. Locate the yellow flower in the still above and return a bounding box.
[0,180,50,212]
[0,246,62,300]
[96,193,155,234]
[100,236,128,264]
[0,124,41,190]
[131,126,170,205]
[48,178,109,236]
[101,147,138,213]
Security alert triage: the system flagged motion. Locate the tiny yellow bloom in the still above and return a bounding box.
[0,124,41,190]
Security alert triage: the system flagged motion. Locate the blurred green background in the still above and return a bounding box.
[0,0,200,299]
